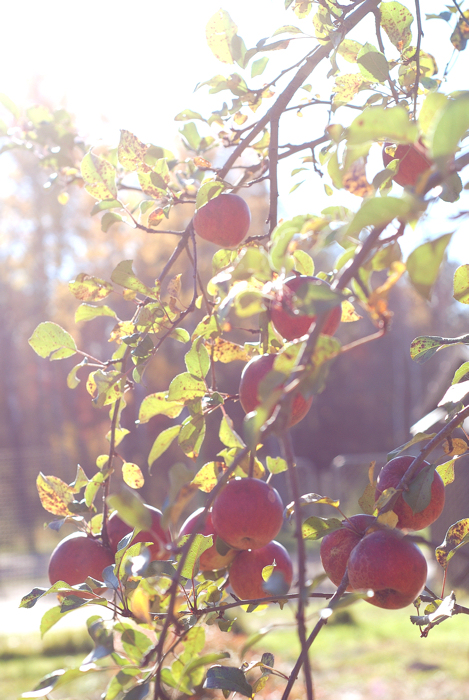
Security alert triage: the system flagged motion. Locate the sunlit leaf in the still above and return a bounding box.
[28,322,77,361]
[81,151,117,201]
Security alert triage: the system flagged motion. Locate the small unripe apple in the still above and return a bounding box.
[375,455,445,531]
[347,528,427,609]
[239,353,313,427]
[107,505,172,560]
[228,540,293,600]
[193,193,251,248]
[48,532,114,587]
[179,507,238,571]
[320,514,376,589]
[211,477,284,550]
[382,141,433,188]
[270,275,341,341]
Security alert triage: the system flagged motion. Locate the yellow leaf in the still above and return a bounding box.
[211,337,250,363]
[443,438,467,456]
[122,462,145,489]
[341,300,362,323]
[377,510,398,528]
[358,482,376,515]
[36,473,74,516]
[131,585,152,624]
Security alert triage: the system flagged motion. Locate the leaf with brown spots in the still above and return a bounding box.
[118,130,148,172]
[69,273,114,302]
[122,463,145,489]
[451,10,469,51]
[342,158,374,198]
[191,461,226,493]
[211,337,250,363]
[36,473,74,516]
[148,208,165,228]
[435,518,469,569]
[442,437,467,457]
[380,2,413,52]
[81,151,118,202]
[206,10,238,64]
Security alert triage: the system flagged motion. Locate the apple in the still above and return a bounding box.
[375,455,445,531]
[48,532,114,587]
[239,353,313,427]
[179,507,238,571]
[269,275,341,341]
[211,477,284,550]
[107,505,172,560]
[347,528,427,609]
[382,141,433,188]
[228,540,293,600]
[320,514,376,589]
[193,193,251,248]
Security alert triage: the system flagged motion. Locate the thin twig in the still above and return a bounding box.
[413,0,423,119]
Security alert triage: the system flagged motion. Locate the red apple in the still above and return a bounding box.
[228,540,293,600]
[375,455,445,531]
[270,275,341,341]
[320,514,376,589]
[179,507,238,571]
[107,505,172,560]
[193,193,251,248]
[211,477,284,550]
[347,528,427,609]
[239,353,313,428]
[48,532,114,587]
[382,141,433,188]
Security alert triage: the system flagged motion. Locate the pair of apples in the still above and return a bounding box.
[48,477,292,603]
[193,140,432,250]
[320,455,445,609]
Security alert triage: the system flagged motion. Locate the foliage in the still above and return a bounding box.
[2,0,469,698]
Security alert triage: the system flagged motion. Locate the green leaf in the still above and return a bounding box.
[387,432,435,459]
[269,215,310,272]
[293,250,315,276]
[177,533,213,578]
[452,361,469,385]
[174,109,205,122]
[185,339,210,379]
[402,462,436,514]
[107,490,152,530]
[69,273,114,301]
[380,2,413,51]
[196,180,225,210]
[179,414,206,458]
[101,211,124,232]
[28,322,77,360]
[357,44,389,83]
[148,425,182,469]
[406,233,453,299]
[302,516,342,540]
[0,92,20,118]
[40,606,72,637]
[266,456,288,474]
[409,335,464,364]
[90,369,126,408]
[168,373,206,402]
[219,415,245,448]
[430,93,469,159]
[204,666,252,697]
[75,304,117,323]
[347,106,418,145]
[346,197,412,237]
[453,264,469,304]
[81,151,117,201]
[251,57,269,78]
[206,10,238,64]
[111,260,159,299]
[435,519,469,569]
[337,39,363,62]
[138,392,184,422]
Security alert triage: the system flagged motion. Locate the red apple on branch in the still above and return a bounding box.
[375,455,445,531]
[179,507,238,571]
[48,532,114,587]
[239,353,313,427]
[382,141,433,188]
[228,540,293,600]
[107,505,172,560]
[211,477,284,550]
[269,275,341,341]
[347,528,427,609]
[193,193,251,248]
[320,514,376,589]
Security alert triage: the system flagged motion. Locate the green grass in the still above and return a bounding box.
[3,599,469,700]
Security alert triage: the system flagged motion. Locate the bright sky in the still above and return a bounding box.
[1,0,468,263]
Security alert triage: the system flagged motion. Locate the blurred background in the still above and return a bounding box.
[2,1,469,699]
